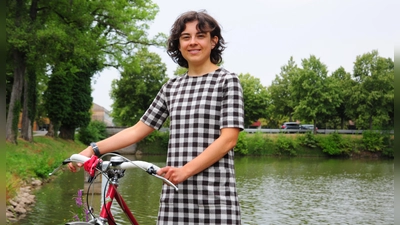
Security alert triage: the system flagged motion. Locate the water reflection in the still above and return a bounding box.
[235,157,394,225]
[15,156,393,225]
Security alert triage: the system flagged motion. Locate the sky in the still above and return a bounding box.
[92,0,398,111]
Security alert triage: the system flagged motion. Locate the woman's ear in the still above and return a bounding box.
[211,36,218,49]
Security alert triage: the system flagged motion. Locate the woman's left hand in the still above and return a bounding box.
[157,166,189,185]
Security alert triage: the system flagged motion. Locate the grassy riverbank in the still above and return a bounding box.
[6,136,86,203]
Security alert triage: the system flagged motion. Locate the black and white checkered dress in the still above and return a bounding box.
[141,68,244,224]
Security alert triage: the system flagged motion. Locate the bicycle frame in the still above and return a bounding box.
[97,170,139,225]
[53,153,179,225]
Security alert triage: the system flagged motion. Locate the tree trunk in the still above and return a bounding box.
[20,77,33,142]
[21,63,38,142]
[369,116,373,130]
[340,117,344,130]
[313,120,317,134]
[46,122,55,137]
[59,125,75,140]
[6,50,26,144]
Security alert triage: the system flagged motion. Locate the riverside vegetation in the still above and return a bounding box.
[138,129,394,158]
[6,136,86,222]
[6,128,393,222]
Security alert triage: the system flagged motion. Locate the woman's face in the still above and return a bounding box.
[179,20,218,67]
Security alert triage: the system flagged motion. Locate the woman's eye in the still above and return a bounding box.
[181,36,190,40]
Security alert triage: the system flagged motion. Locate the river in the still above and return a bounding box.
[14,155,394,225]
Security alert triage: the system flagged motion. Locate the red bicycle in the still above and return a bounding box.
[49,153,178,225]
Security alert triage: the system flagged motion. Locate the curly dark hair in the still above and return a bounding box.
[167,10,226,68]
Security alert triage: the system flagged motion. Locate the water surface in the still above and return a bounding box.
[15,156,394,225]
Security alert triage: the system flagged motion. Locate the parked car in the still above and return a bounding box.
[300,124,318,130]
[281,122,300,129]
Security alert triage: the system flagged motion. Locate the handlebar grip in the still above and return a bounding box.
[70,154,90,163]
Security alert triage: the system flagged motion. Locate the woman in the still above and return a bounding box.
[69,10,244,224]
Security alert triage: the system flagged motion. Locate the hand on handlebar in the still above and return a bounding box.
[157,166,190,185]
[68,147,93,172]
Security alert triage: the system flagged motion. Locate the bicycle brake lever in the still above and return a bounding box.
[49,165,62,176]
[145,166,178,191]
[152,174,179,192]
[49,158,73,176]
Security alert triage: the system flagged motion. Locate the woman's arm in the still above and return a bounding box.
[68,121,155,171]
[94,121,155,155]
[157,127,240,184]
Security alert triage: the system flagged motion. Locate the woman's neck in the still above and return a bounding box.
[187,63,219,77]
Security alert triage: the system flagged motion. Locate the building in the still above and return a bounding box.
[17,103,114,131]
[91,103,114,126]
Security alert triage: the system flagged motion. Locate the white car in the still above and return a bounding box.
[300,124,318,130]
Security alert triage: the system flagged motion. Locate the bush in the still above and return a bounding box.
[362,130,384,152]
[234,132,249,155]
[298,131,319,148]
[78,120,108,145]
[317,132,352,156]
[33,151,53,178]
[381,130,394,158]
[274,135,297,156]
[246,132,272,155]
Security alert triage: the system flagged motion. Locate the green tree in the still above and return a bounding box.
[45,0,162,140]
[111,48,168,126]
[6,0,36,143]
[6,0,163,142]
[78,120,108,145]
[349,50,394,129]
[330,67,355,129]
[291,55,341,133]
[174,66,188,76]
[269,57,298,122]
[238,73,270,126]
[44,65,74,137]
[59,66,98,140]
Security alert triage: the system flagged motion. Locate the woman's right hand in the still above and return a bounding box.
[67,147,93,172]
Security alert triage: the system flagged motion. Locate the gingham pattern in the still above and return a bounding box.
[141,68,244,225]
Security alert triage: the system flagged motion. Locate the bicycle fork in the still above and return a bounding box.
[99,179,139,225]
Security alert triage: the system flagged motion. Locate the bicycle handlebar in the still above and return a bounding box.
[70,154,162,171]
[50,154,178,191]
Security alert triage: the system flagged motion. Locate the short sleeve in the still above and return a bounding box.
[140,85,169,130]
[220,74,245,130]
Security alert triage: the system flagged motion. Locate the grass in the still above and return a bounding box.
[6,136,86,202]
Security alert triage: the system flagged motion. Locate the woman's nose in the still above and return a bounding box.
[189,36,197,45]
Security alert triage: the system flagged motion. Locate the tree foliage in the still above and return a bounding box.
[348,50,394,129]
[6,0,164,142]
[329,67,354,129]
[78,120,108,145]
[269,57,298,122]
[111,48,168,126]
[266,51,393,131]
[174,66,188,76]
[238,73,270,126]
[290,55,341,133]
